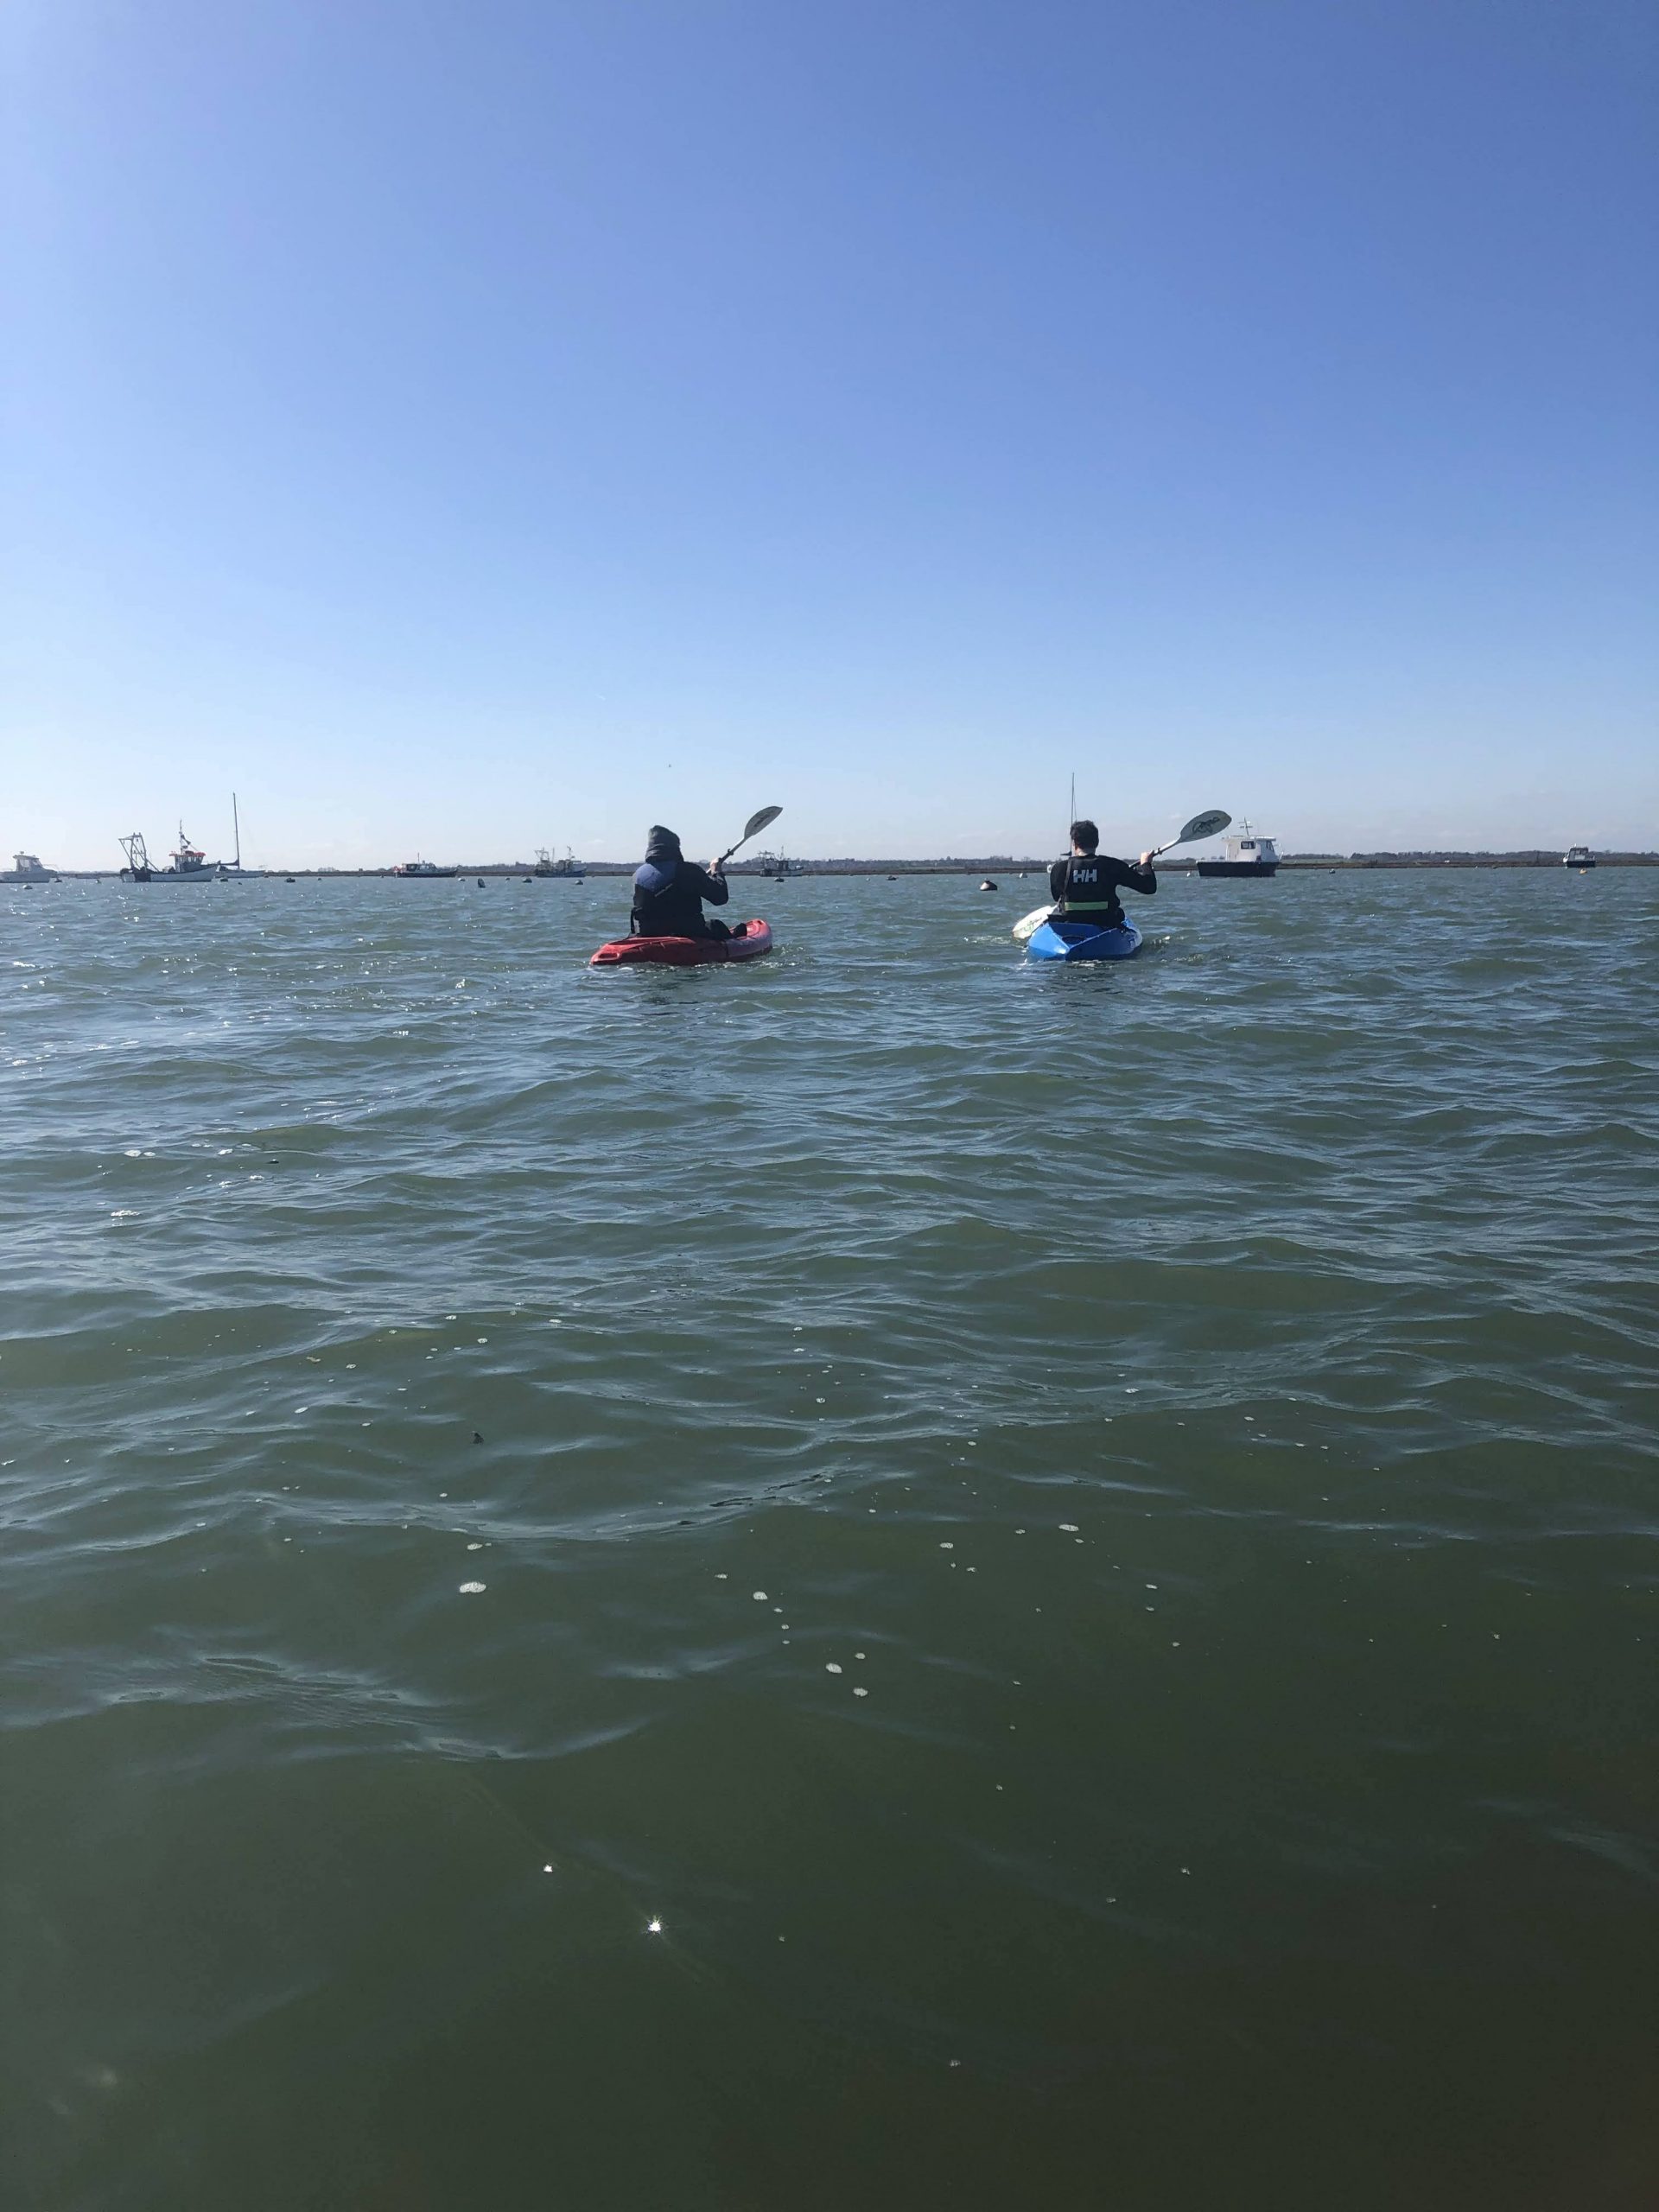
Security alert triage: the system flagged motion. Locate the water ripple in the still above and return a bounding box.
[3,869,1656,2209]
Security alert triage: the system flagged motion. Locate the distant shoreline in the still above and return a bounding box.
[8,849,1656,883]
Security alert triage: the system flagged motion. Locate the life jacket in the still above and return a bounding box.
[632,838,722,937]
[1055,857,1125,918]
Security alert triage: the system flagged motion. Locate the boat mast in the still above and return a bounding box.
[232,792,241,868]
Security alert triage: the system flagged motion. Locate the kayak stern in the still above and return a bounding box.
[590,919,774,968]
[1027,918,1143,963]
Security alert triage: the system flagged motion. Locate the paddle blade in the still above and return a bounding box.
[1013,904,1053,943]
[742,805,783,841]
[1176,809,1230,844]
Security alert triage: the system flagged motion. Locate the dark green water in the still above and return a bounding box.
[3,869,1656,2211]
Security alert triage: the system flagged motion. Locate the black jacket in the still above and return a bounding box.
[1048,852,1156,928]
[631,845,730,938]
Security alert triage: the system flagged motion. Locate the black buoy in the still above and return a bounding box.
[477,878,486,888]
[979,879,998,892]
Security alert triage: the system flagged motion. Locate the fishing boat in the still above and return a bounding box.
[1563,845,1595,869]
[394,858,459,878]
[118,795,251,883]
[1196,824,1279,879]
[9,853,53,880]
[534,847,586,879]
[118,824,229,883]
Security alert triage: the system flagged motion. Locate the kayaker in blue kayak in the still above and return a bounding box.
[1049,821,1157,926]
[631,825,733,939]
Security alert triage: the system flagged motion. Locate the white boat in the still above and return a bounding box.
[10,852,54,880]
[1197,824,1280,879]
[394,857,459,878]
[118,797,249,883]
[119,825,226,883]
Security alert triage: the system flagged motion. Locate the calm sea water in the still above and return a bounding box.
[3,868,1656,2211]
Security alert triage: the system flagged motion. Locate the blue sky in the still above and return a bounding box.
[6,0,1656,866]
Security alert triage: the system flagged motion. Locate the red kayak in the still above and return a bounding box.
[588,919,774,969]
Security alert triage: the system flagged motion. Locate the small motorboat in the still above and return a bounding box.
[1197,825,1279,879]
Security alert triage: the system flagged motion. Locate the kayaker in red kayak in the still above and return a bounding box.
[1049,820,1157,929]
[632,825,734,940]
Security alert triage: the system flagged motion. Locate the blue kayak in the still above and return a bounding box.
[1027,917,1144,963]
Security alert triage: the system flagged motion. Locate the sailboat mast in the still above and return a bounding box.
[232,792,241,868]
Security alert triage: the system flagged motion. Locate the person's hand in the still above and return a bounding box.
[709,856,724,875]
[1139,850,1154,868]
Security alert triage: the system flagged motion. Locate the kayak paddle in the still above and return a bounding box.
[1012,810,1230,940]
[717,805,783,867]
[1146,808,1230,861]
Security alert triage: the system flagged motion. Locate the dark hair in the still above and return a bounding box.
[1069,819,1099,852]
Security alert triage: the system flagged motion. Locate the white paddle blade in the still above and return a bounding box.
[1013,904,1053,943]
[1176,809,1230,844]
[719,804,785,864]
